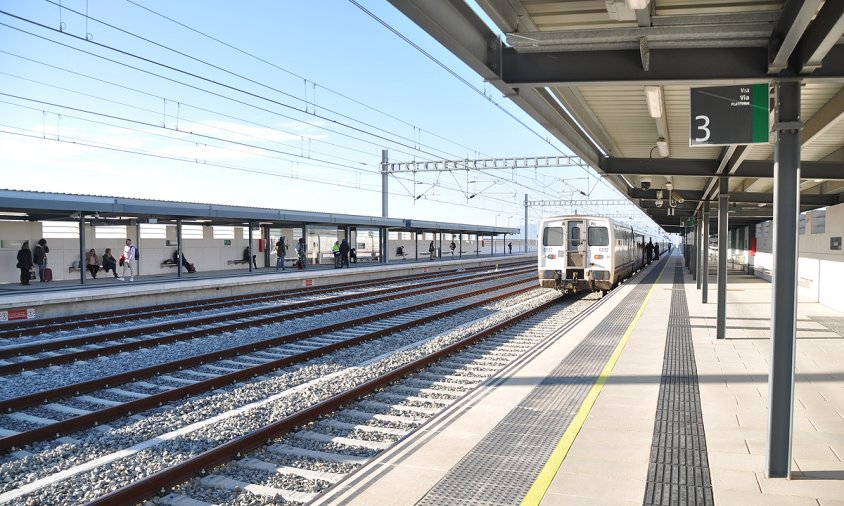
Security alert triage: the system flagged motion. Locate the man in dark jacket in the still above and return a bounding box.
[33,238,49,282]
[339,238,351,268]
[645,239,654,264]
[16,241,34,285]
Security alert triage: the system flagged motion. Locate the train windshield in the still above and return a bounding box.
[587,226,609,246]
[543,227,564,246]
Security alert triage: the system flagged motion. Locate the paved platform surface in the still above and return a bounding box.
[314,252,844,505]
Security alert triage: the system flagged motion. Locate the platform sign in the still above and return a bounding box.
[0,308,35,322]
[690,84,769,146]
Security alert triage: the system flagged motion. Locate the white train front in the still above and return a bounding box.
[537,215,665,294]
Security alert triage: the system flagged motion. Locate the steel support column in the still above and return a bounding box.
[176,220,183,278]
[694,214,703,284]
[717,177,729,339]
[78,214,86,285]
[381,150,388,218]
[767,80,802,479]
[247,223,254,273]
[702,204,710,303]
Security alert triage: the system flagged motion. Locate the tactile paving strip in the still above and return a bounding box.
[808,316,844,337]
[642,259,713,506]
[417,258,669,506]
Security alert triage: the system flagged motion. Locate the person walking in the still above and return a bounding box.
[102,248,118,278]
[428,240,435,261]
[119,238,137,281]
[16,241,33,286]
[85,249,99,279]
[33,238,49,282]
[645,239,654,264]
[339,238,351,268]
[275,238,288,271]
[332,240,341,268]
[449,241,456,256]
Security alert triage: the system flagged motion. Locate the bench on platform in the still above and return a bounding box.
[227,259,250,265]
[161,260,178,268]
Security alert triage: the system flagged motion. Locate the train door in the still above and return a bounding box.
[540,220,566,272]
[566,221,585,270]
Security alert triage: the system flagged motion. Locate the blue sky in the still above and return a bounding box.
[0,0,658,235]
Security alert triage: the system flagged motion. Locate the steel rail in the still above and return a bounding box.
[0,267,534,375]
[0,261,531,337]
[0,282,538,453]
[84,291,559,506]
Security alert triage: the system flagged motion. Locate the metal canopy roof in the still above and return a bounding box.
[388,0,844,232]
[0,189,518,235]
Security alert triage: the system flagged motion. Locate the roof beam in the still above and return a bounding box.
[798,0,844,73]
[628,188,839,206]
[506,24,773,52]
[500,45,844,86]
[601,157,844,179]
[768,0,824,73]
[803,87,844,146]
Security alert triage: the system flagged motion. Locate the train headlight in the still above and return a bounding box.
[546,254,557,259]
[593,254,604,259]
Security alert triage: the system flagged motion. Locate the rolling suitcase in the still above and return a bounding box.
[43,267,53,282]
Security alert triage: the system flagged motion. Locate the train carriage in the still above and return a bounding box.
[538,215,652,294]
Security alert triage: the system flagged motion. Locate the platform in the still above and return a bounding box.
[313,252,844,506]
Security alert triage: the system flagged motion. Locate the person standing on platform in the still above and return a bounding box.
[654,242,660,261]
[120,238,137,282]
[339,238,350,268]
[296,238,306,270]
[275,238,288,271]
[16,241,33,286]
[33,238,49,282]
[645,239,654,264]
[429,240,435,261]
[102,248,118,278]
[508,242,512,254]
[332,240,341,268]
[85,249,99,278]
[450,241,456,256]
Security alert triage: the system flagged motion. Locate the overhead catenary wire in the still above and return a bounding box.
[0,5,622,220]
[121,0,484,158]
[0,15,463,163]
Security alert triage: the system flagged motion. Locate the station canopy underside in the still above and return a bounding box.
[0,189,518,236]
[388,0,844,232]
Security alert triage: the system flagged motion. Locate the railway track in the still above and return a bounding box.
[0,265,535,376]
[0,261,532,339]
[0,274,535,453]
[0,283,611,506]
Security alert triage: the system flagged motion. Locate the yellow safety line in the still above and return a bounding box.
[521,259,671,506]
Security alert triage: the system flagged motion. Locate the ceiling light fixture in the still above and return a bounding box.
[644,86,663,118]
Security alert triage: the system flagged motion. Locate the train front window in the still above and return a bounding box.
[588,226,609,246]
[543,227,564,246]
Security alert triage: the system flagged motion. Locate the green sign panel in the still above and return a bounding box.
[690,84,769,146]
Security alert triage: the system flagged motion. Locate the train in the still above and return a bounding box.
[537,215,668,294]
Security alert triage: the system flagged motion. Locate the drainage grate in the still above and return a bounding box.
[418,258,669,506]
[643,259,714,506]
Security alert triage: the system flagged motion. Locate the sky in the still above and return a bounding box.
[0,0,661,236]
